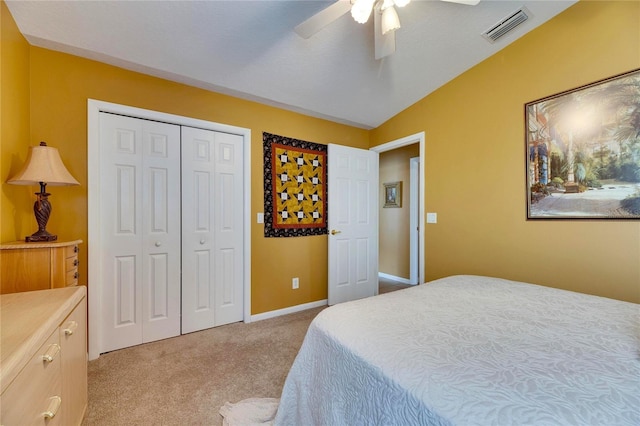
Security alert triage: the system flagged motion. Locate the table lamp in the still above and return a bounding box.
[7,141,80,242]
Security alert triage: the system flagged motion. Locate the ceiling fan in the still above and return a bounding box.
[294,0,481,60]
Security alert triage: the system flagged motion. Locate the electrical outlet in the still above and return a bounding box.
[292,277,299,289]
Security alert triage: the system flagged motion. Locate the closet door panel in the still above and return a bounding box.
[100,114,144,352]
[181,127,216,334]
[141,122,181,343]
[213,133,244,326]
[182,128,244,332]
[100,113,181,352]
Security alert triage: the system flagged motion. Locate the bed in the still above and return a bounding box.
[274,275,640,425]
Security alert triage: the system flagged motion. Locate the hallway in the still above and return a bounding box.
[379,276,414,294]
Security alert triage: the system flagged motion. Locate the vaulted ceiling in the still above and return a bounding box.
[6,0,576,129]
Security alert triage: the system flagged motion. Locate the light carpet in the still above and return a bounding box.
[83,307,323,425]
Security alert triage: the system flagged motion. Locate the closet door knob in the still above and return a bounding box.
[200,239,206,245]
[155,241,162,247]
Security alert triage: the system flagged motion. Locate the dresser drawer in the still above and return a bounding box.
[65,269,79,286]
[65,255,79,271]
[64,245,80,286]
[65,243,80,257]
[1,331,63,426]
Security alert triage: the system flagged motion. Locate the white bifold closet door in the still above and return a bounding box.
[181,127,244,334]
[99,113,244,353]
[100,113,181,353]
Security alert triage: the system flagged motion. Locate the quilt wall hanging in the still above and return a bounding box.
[263,132,327,237]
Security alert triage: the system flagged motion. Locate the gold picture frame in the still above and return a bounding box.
[525,68,640,220]
[383,181,402,208]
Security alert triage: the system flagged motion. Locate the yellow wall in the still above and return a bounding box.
[3,0,639,314]
[372,1,640,303]
[1,1,32,241]
[1,3,369,313]
[379,143,419,279]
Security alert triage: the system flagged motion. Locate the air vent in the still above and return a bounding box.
[482,7,531,43]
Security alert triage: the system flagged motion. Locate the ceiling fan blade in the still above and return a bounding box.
[374,7,395,60]
[440,0,481,5]
[294,0,352,39]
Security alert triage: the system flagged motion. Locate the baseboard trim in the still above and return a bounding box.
[379,272,416,285]
[250,299,328,323]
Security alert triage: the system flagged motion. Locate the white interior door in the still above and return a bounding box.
[182,127,244,333]
[328,144,379,305]
[100,113,181,353]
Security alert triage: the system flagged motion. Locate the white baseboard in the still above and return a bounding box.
[379,272,416,285]
[250,299,328,323]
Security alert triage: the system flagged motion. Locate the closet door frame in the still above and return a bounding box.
[87,99,252,360]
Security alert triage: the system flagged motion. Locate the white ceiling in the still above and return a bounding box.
[6,0,577,129]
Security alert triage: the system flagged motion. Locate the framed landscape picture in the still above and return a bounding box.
[383,181,402,208]
[525,69,640,219]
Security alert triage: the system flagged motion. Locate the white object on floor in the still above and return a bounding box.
[219,398,279,426]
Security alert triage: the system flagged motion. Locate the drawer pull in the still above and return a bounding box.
[74,271,79,279]
[74,245,79,253]
[74,258,79,266]
[42,396,62,419]
[64,321,78,336]
[42,344,60,363]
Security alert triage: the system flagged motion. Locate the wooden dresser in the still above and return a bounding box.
[0,286,87,426]
[0,240,81,294]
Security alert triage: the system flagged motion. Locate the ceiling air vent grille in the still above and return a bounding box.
[482,7,531,43]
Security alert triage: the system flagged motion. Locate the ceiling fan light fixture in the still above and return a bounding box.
[351,0,375,24]
[380,0,395,10]
[381,5,401,34]
[393,0,411,8]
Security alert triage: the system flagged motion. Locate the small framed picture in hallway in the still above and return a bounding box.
[525,68,640,220]
[383,181,402,208]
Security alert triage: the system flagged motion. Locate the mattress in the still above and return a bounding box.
[274,275,640,425]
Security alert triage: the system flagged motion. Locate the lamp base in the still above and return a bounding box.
[25,188,57,243]
[26,231,58,242]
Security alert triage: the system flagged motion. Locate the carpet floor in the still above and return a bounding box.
[82,306,323,425]
[82,281,410,425]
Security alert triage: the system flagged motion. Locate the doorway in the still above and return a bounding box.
[371,132,425,287]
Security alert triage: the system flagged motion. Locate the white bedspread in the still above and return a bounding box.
[274,275,640,425]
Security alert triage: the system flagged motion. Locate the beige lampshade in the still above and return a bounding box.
[8,142,79,186]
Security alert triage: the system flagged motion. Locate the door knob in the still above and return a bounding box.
[200,239,206,245]
[330,229,341,235]
[155,241,162,247]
